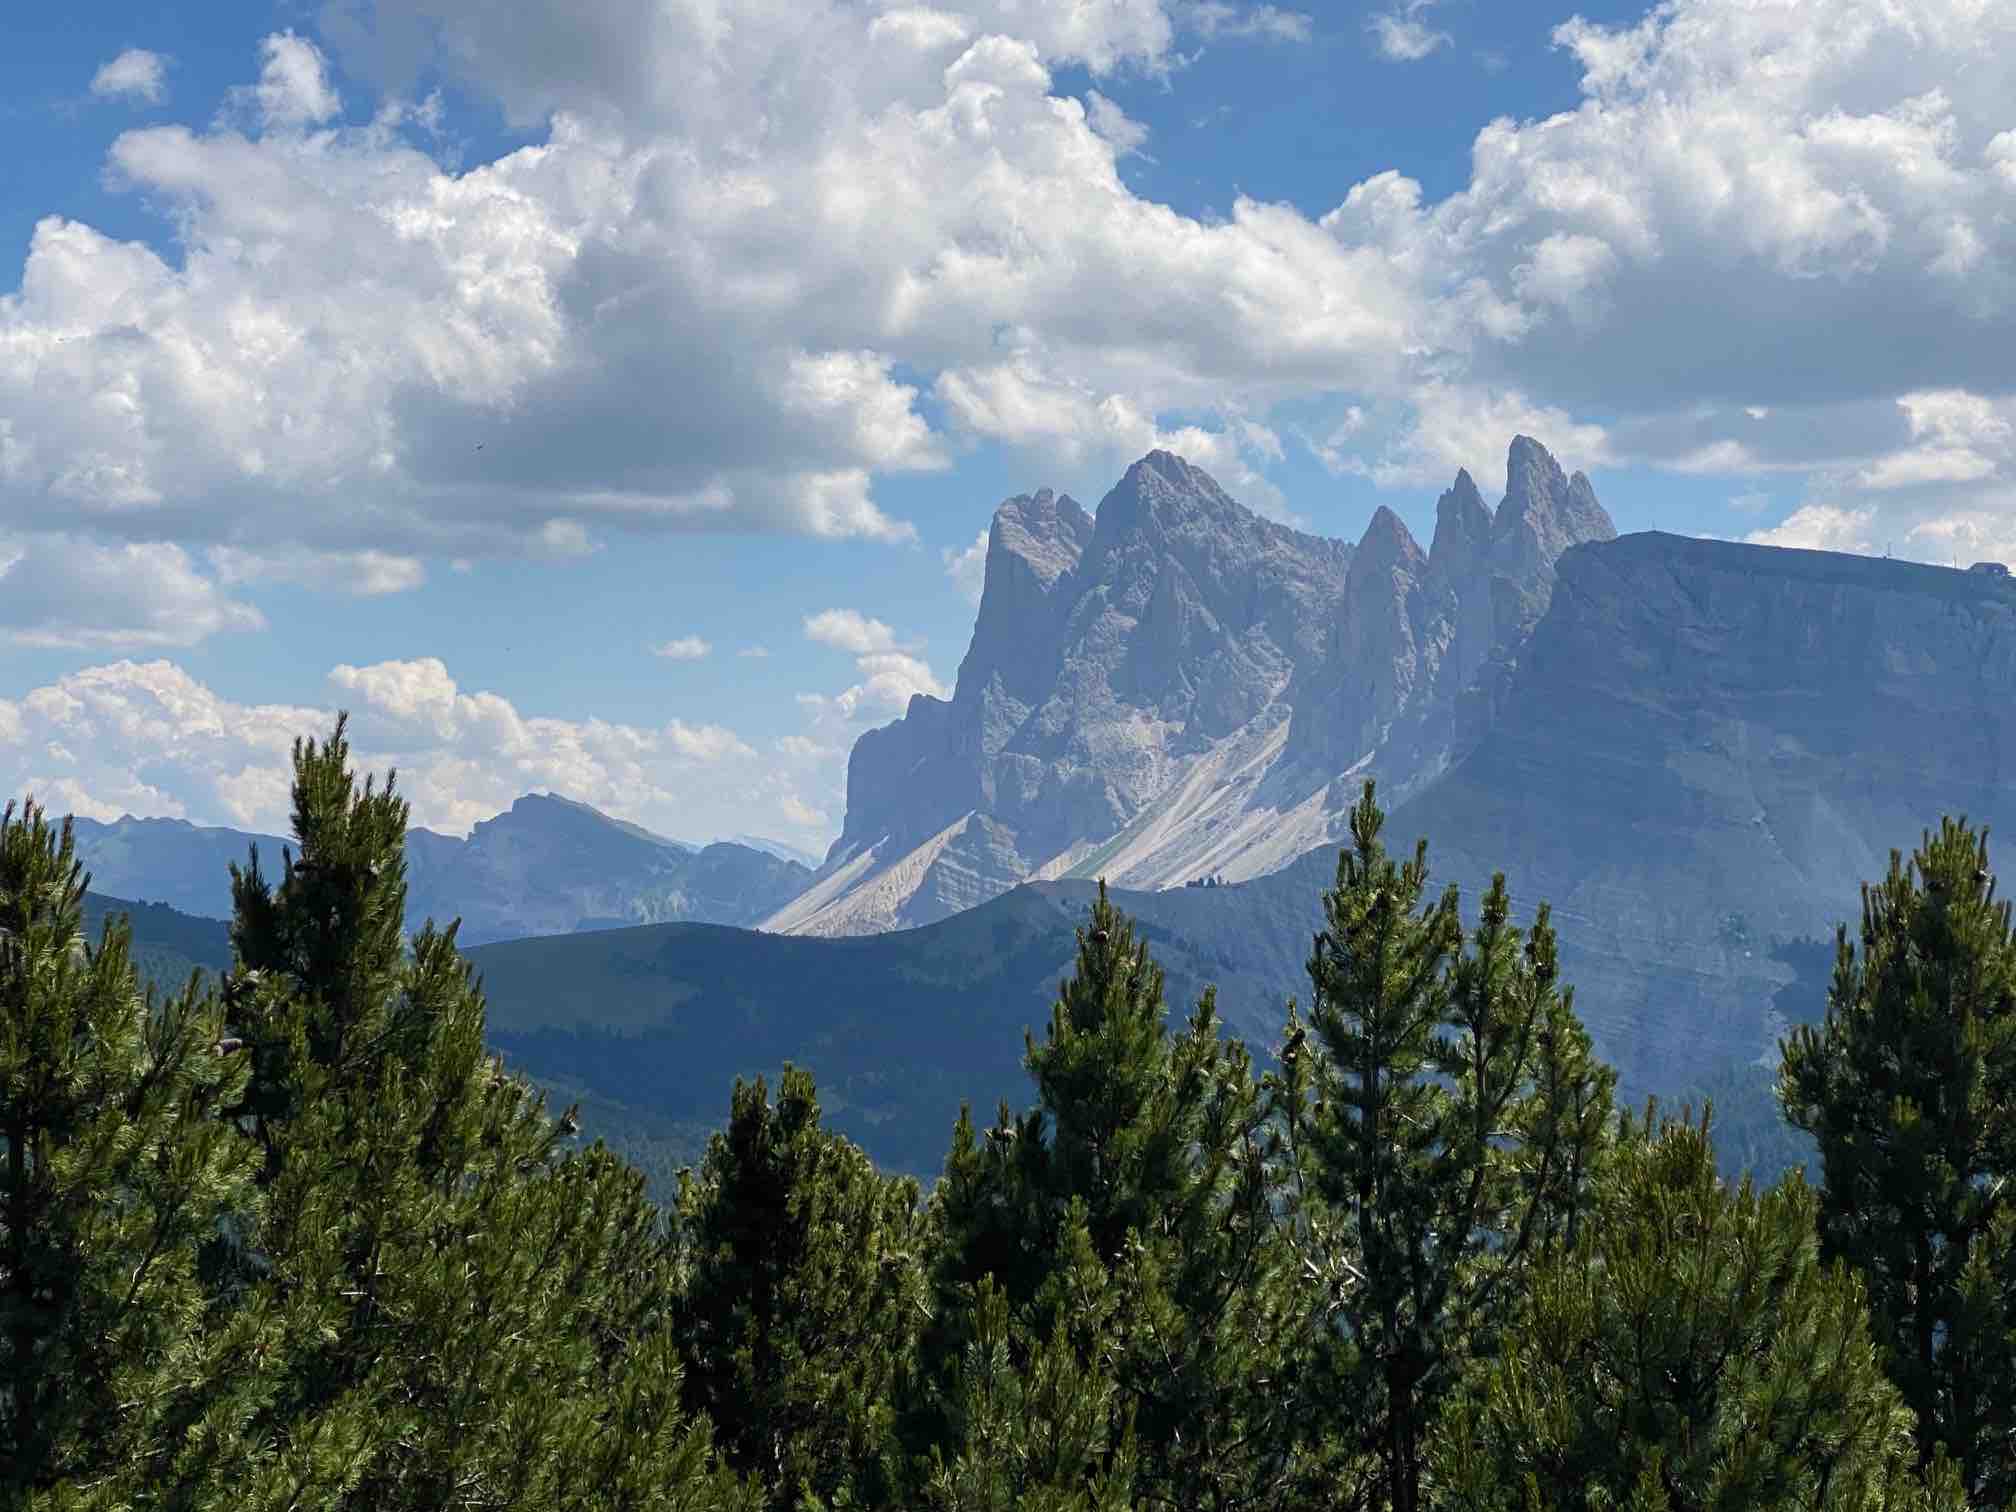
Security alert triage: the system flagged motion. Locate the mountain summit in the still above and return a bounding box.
[767,437,1614,936]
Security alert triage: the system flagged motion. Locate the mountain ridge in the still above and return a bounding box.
[64,793,811,946]
[770,436,1615,936]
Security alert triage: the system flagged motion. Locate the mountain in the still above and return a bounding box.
[728,833,824,868]
[66,793,811,947]
[469,884,1288,1180]
[1100,529,2016,1102]
[768,437,1615,936]
[402,794,809,944]
[66,815,294,922]
[82,890,233,993]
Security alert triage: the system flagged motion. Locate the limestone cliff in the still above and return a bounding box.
[768,437,1614,936]
[1102,531,2016,1098]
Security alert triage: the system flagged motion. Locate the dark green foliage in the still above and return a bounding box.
[673,1065,925,1509]
[1266,780,1616,1512]
[1665,1059,1820,1188]
[918,1204,1140,1512]
[917,883,1305,1509]
[80,892,233,995]
[1779,817,2016,1505]
[1431,1100,1968,1511]
[0,800,271,1501]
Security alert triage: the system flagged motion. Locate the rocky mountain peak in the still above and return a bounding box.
[1090,448,1252,551]
[987,486,1092,592]
[1428,468,1492,571]
[1496,434,1617,577]
[1351,504,1428,582]
[778,437,1610,938]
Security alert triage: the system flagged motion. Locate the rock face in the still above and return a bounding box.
[768,437,1615,936]
[66,794,812,947]
[1099,530,2016,1099]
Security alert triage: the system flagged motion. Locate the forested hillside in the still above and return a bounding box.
[8,724,2008,1509]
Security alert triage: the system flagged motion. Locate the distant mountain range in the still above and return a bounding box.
[767,436,1614,936]
[66,795,812,947]
[49,440,2016,1194]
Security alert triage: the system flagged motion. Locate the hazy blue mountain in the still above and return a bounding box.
[729,833,823,868]
[66,792,810,946]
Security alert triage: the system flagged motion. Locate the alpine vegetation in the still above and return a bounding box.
[3,720,2008,1509]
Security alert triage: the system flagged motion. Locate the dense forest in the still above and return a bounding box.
[4,716,2011,1509]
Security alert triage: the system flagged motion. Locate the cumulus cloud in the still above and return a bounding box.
[803,608,901,655]
[943,527,990,605]
[1085,91,1152,158]
[651,635,712,660]
[6,0,2016,586]
[0,536,264,648]
[1744,503,1880,555]
[797,610,948,733]
[90,49,169,104]
[0,657,834,846]
[239,32,343,127]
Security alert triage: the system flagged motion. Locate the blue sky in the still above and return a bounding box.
[3,0,2012,854]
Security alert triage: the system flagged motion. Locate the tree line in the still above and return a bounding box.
[3,715,2011,1510]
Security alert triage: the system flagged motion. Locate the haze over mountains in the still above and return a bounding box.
[67,794,811,947]
[768,437,1616,936]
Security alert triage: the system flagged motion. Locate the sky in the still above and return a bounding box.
[2,0,2013,858]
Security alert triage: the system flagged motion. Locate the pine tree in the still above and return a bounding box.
[918,1201,1140,1512]
[1266,780,1615,1512]
[1779,817,2016,1504]
[673,1065,926,1509]
[915,884,1306,1508]
[188,717,754,1510]
[0,799,274,1501]
[1429,1101,1970,1512]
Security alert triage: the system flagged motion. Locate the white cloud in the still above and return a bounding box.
[943,527,990,605]
[1744,503,1879,555]
[1179,3,1313,43]
[0,536,264,648]
[651,635,712,660]
[1369,2,1449,62]
[1085,91,1151,159]
[664,719,753,762]
[90,49,168,105]
[0,658,819,844]
[241,32,343,127]
[778,793,827,828]
[803,608,901,655]
[738,645,771,658]
[797,611,949,734]
[209,545,426,595]
[6,0,2016,589]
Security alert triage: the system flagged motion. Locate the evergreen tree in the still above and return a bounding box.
[0,800,274,1501]
[1779,818,2016,1504]
[919,1202,1140,1512]
[1265,780,1615,1512]
[193,717,753,1510]
[673,1065,926,1509]
[1430,1101,1970,1511]
[916,884,1307,1508]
